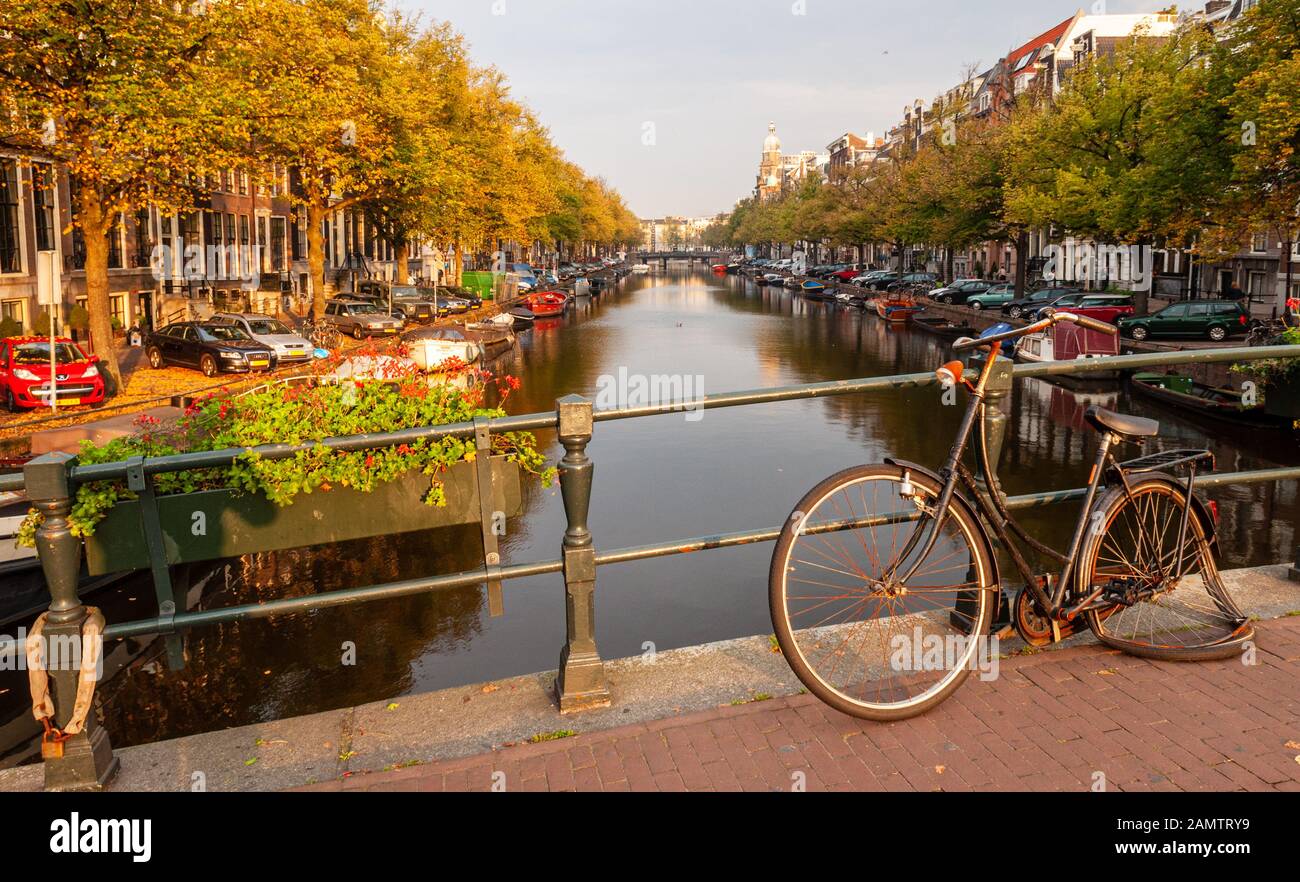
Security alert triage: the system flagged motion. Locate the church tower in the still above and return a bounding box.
[757,122,783,201]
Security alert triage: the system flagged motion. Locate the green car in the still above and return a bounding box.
[1117,299,1251,342]
[965,283,1016,311]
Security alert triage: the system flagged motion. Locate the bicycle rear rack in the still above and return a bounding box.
[1118,448,1216,476]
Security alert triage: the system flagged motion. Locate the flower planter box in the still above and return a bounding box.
[83,456,522,575]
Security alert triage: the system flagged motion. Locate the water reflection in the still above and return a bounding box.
[1,267,1295,764]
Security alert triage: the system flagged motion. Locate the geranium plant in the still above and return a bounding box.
[1232,326,1300,385]
[18,351,554,546]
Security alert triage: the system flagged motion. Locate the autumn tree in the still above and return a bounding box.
[0,0,241,386]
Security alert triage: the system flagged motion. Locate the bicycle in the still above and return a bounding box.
[1246,317,1289,347]
[769,311,1253,720]
[300,317,341,351]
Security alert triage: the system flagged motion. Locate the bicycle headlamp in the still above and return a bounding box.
[936,360,965,386]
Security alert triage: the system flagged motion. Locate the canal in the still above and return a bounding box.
[2,266,1297,765]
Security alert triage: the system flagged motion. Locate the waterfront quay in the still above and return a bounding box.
[0,564,1296,793]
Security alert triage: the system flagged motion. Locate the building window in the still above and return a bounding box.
[107,214,123,269]
[32,162,56,253]
[1251,231,1268,253]
[270,216,286,270]
[1,298,25,329]
[110,293,127,326]
[0,159,20,274]
[239,214,250,275]
[238,170,248,196]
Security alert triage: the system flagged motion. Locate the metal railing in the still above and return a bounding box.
[10,343,1300,790]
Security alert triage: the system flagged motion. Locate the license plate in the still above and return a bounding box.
[59,397,81,406]
[385,328,397,334]
[250,360,268,368]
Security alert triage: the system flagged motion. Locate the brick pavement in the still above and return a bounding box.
[294,616,1300,792]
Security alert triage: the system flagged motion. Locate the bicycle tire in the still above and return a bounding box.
[1078,475,1253,660]
[769,463,998,721]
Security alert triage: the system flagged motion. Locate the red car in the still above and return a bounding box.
[1055,294,1136,325]
[829,268,862,282]
[0,336,106,411]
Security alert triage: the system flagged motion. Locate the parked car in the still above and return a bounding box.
[1027,291,1093,321]
[859,272,900,290]
[930,279,992,304]
[1052,294,1136,325]
[321,300,405,339]
[1001,287,1081,319]
[851,271,892,288]
[829,267,866,282]
[0,336,105,411]
[146,321,275,378]
[384,286,438,322]
[1117,299,1251,342]
[965,283,1016,310]
[439,295,472,314]
[210,313,314,366]
[437,285,483,308]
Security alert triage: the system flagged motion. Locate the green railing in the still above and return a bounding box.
[10,343,1300,790]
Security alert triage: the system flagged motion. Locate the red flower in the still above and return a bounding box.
[364,454,375,469]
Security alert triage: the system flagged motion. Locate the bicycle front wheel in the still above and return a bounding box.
[769,464,997,721]
[1079,476,1253,660]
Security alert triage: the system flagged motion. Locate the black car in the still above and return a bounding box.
[861,272,901,291]
[438,286,483,308]
[1001,287,1081,319]
[930,279,992,304]
[146,321,274,378]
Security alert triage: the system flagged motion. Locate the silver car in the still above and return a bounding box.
[210,313,313,366]
[322,299,405,339]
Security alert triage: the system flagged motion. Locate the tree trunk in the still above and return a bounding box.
[78,186,122,390]
[895,242,905,274]
[1283,239,1293,326]
[945,246,955,286]
[453,236,463,285]
[307,201,327,320]
[394,235,409,285]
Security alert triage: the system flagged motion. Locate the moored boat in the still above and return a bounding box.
[631,263,651,274]
[1128,372,1284,427]
[1014,322,1120,381]
[526,291,568,317]
[875,294,920,322]
[909,314,976,340]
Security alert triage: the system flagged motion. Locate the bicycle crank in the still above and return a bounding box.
[1013,580,1084,647]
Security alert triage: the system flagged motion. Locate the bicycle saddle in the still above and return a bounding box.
[1085,405,1159,438]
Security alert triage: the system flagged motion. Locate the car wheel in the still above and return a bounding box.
[970,301,983,311]
[147,347,164,369]
[1008,306,1023,318]
[1130,325,1149,342]
[2,387,15,413]
[353,325,365,340]
[1207,325,1227,342]
[200,354,218,378]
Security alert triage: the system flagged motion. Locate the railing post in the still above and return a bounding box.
[554,394,611,712]
[974,351,1015,495]
[23,453,119,791]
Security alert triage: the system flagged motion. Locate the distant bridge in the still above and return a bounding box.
[633,251,734,266]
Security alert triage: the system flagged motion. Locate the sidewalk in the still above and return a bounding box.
[295,616,1300,793]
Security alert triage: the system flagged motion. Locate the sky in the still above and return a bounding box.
[406,0,1182,219]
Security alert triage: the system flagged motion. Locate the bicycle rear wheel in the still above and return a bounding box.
[1079,476,1253,659]
[769,464,997,720]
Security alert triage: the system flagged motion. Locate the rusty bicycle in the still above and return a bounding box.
[769,311,1254,720]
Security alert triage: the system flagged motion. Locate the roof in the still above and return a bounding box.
[1006,14,1077,69]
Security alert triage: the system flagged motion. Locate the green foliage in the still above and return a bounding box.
[31,311,52,336]
[1233,326,1300,383]
[18,371,555,545]
[0,317,21,338]
[67,306,90,332]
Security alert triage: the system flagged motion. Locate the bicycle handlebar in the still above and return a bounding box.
[952,311,1118,353]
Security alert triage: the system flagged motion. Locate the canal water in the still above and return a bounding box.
[2,267,1297,765]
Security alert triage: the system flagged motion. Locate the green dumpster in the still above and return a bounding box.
[461,271,499,301]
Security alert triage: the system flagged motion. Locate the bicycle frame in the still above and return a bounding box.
[887,340,1169,625]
